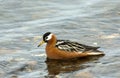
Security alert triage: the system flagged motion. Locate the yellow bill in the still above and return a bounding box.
[37,40,45,47]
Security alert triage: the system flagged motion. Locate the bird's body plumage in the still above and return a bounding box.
[38,32,104,60]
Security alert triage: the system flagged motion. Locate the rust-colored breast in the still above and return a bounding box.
[46,46,90,59]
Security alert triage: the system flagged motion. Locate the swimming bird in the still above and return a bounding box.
[38,32,104,60]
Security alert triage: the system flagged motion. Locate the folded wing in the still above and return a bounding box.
[56,40,100,53]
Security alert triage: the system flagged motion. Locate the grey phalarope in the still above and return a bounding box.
[38,32,104,60]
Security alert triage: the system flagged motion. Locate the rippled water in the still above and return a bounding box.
[0,0,120,78]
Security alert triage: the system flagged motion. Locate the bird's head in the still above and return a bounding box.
[38,32,55,47]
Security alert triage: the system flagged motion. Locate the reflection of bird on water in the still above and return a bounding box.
[45,55,104,78]
[38,32,104,60]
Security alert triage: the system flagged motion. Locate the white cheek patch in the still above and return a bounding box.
[46,34,53,40]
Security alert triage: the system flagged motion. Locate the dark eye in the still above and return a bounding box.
[45,36,48,40]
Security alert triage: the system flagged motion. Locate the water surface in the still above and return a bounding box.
[0,0,120,78]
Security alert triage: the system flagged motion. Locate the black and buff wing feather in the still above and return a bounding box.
[55,40,100,52]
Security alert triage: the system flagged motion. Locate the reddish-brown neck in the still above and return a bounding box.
[47,34,57,47]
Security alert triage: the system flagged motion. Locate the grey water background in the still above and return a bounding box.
[0,0,120,78]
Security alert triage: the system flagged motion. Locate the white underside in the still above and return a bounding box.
[87,52,103,55]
